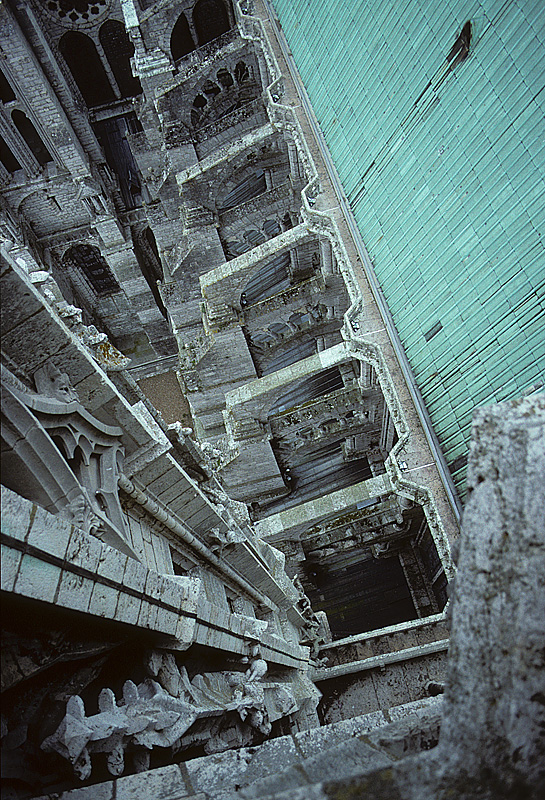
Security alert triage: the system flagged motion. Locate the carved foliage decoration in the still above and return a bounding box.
[42,653,298,780]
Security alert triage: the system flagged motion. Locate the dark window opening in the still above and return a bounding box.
[132,226,167,318]
[11,110,52,166]
[59,31,115,107]
[447,21,472,68]
[63,244,119,296]
[193,0,230,46]
[144,226,162,268]
[234,60,250,84]
[203,80,221,99]
[0,134,21,172]
[0,68,16,103]
[191,94,208,126]
[193,93,207,110]
[125,113,143,135]
[217,67,234,88]
[99,20,142,98]
[93,115,142,210]
[170,12,195,61]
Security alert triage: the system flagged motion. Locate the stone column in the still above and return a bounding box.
[287,141,301,183]
[319,239,334,276]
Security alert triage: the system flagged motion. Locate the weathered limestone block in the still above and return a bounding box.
[437,395,545,794]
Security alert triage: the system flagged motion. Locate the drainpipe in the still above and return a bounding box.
[118,474,276,608]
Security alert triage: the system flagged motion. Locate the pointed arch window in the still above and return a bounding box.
[59,31,115,107]
[170,12,195,61]
[11,110,52,166]
[133,227,167,317]
[99,20,142,98]
[193,0,230,46]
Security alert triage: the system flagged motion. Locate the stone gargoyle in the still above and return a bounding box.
[41,661,296,780]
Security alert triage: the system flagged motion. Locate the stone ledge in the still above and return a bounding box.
[1,486,197,643]
[313,640,449,681]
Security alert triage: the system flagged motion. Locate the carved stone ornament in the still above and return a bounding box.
[292,574,330,655]
[34,362,79,403]
[55,302,131,371]
[42,654,298,780]
[1,364,130,552]
[26,263,130,372]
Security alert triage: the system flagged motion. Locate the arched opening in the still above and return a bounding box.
[170,12,195,61]
[0,68,16,103]
[189,60,259,129]
[59,31,115,107]
[203,79,221,99]
[11,110,52,166]
[190,93,207,126]
[132,226,167,318]
[193,0,230,46]
[99,20,142,98]
[234,60,250,83]
[93,115,142,210]
[63,244,119,296]
[0,134,21,173]
[144,227,162,272]
[51,434,70,461]
[217,67,234,88]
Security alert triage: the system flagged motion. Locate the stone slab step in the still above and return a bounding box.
[181,697,442,799]
[238,736,393,799]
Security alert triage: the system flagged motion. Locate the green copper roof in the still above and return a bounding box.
[272,0,545,496]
